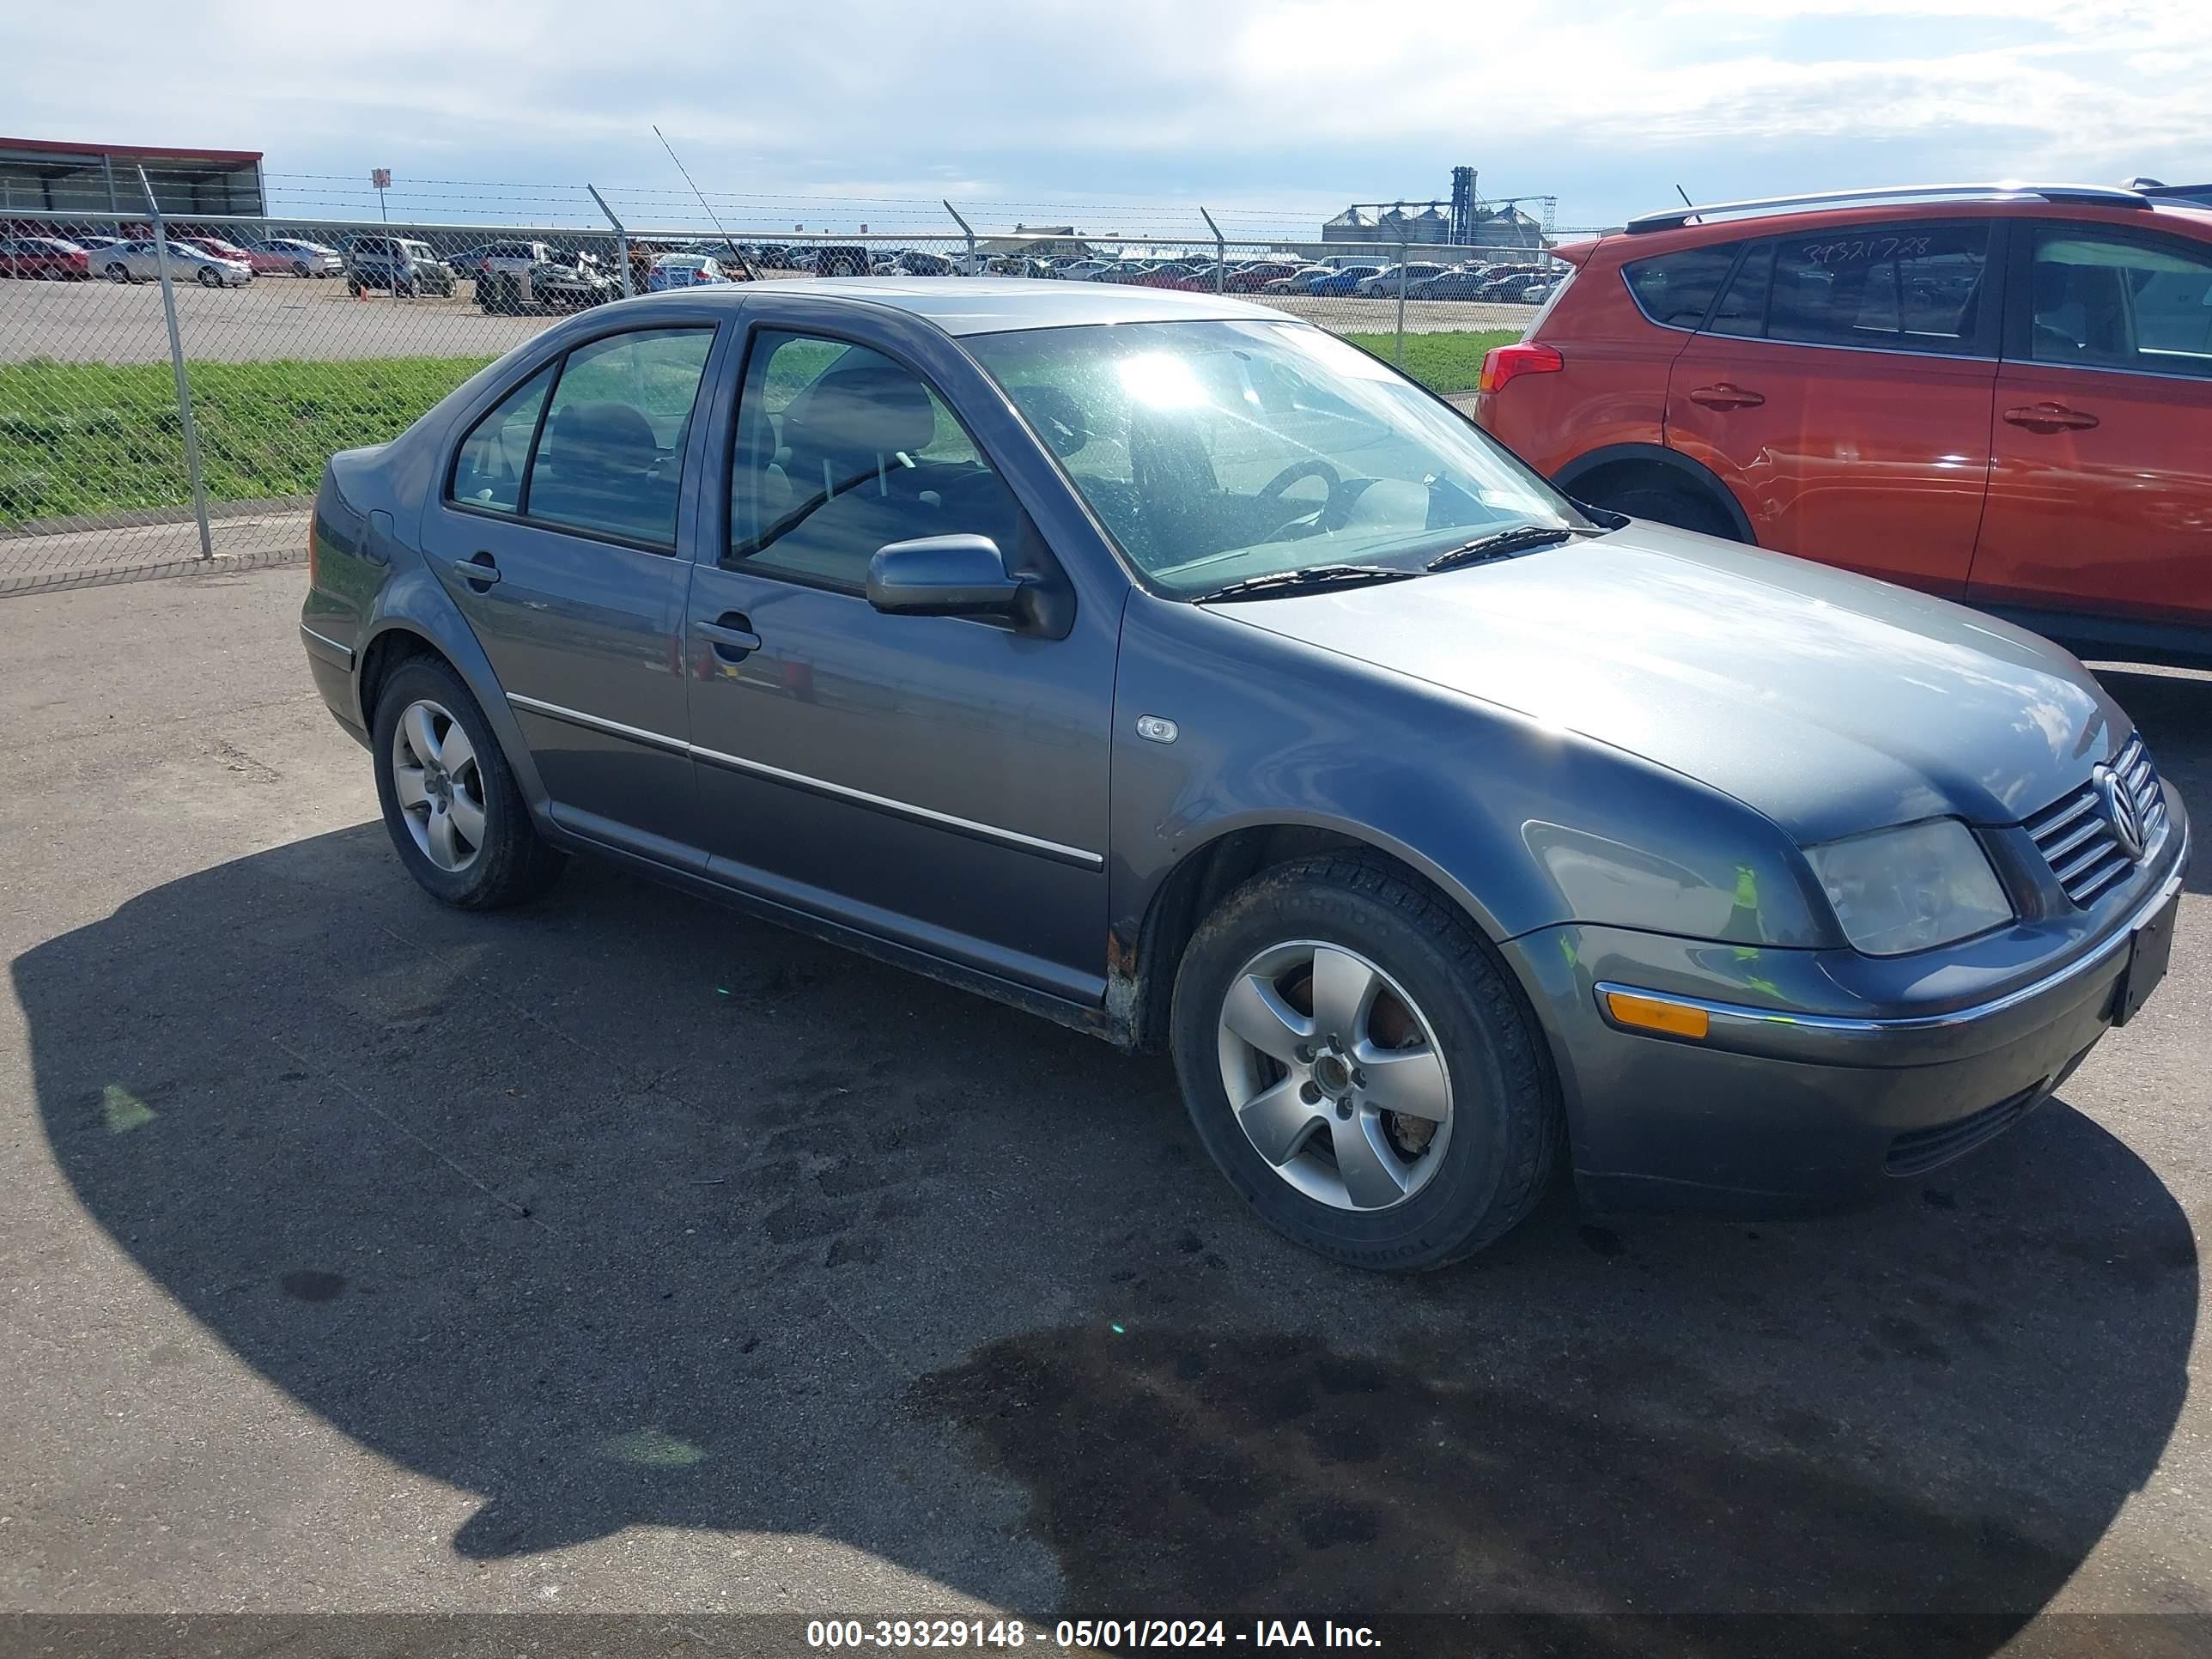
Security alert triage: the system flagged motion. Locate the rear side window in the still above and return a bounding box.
[1764,224,1990,354]
[1706,243,1773,337]
[525,329,715,548]
[1622,246,1739,329]
[451,364,554,515]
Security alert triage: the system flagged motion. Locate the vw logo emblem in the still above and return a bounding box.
[2094,764,2147,861]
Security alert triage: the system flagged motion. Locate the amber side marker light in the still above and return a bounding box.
[1604,990,1711,1040]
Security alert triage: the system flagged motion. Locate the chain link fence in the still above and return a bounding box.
[0,191,1587,595]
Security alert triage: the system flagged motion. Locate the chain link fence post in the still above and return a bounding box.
[136,167,213,561]
[1395,239,1410,367]
[1200,208,1226,295]
[588,185,633,298]
[942,201,976,276]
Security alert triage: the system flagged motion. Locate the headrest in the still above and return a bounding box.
[550,400,659,472]
[783,365,937,460]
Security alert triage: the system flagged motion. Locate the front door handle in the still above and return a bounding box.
[694,613,762,659]
[452,553,500,586]
[1686,383,1765,410]
[2003,402,2099,433]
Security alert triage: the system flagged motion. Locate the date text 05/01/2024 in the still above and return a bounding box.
[805,1618,1383,1649]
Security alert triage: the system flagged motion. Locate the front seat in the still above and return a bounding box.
[754,365,943,582]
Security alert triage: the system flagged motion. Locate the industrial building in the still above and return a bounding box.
[0,137,265,218]
[1321,166,1552,252]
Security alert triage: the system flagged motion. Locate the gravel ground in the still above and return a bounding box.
[1,566,2208,1656]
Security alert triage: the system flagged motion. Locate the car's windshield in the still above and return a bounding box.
[964,319,1577,596]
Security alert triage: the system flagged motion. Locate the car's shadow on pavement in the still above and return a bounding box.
[14,824,2199,1652]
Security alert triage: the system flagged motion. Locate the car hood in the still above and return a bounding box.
[1206,522,2129,842]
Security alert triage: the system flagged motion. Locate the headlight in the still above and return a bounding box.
[1804,819,2013,957]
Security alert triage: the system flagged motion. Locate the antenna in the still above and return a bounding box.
[1674,184,1696,210]
[653,125,760,283]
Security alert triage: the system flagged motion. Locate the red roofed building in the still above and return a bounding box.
[0,137,264,217]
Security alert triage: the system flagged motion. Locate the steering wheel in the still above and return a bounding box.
[1258,459,1340,504]
[1255,459,1345,538]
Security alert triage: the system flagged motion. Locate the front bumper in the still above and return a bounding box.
[1504,822,2189,1212]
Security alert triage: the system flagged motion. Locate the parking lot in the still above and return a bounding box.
[0,270,1539,365]
[3,563,2209,1648]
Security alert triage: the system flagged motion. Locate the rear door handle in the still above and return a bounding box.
[452,553,500,586]
[1686,383,1765,410]
[2003,402,2099,433]
[694,614,762,659]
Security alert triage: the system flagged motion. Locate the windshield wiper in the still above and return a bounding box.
[1425,524,1590,572]
[1194,563,1424,604]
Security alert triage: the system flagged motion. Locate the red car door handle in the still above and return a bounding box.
[1687,383,1765,410]
[2003,403,2099,433]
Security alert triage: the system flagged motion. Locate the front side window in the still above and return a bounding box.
[1762,223,1989,354]
[727,331,1020,588]
[964,319,1574,598]
[524,328,714,547]
[1622,245,1739,329]
[2028,228,2212,379]
[450,363,554,515]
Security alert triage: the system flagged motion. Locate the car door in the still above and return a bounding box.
[1970,219,2212,637]
[418,319,721,859]
[1662,221,2001,596]
[683,302,1119,1002]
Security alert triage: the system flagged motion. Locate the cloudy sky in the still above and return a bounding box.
[7,0,2209,234]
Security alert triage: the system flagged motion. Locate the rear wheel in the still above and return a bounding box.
[371,659,564,910]
[1595,480,1742,542]
[1170,855,1559,1270]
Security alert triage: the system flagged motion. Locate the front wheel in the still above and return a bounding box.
[371,659,565,910]
[106,263,131,283]
[293,261,313,278]
[197,266,222,289]
[1170,856,1559,1270]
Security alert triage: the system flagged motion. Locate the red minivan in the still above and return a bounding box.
[1474,184,2212,666]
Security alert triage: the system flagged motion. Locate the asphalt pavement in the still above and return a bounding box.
[2,566,2209,1655]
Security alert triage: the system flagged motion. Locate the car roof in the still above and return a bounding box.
[1598,195,2212,258]
[695,276,1291,335]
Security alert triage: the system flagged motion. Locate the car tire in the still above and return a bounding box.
[371,658,565,911]
[106,263,131,283]
[197,266,221,289]
[293,261,312,278]
[1170,854,1559,1270]
[347,278,364,296]
[1598,482,1744,543]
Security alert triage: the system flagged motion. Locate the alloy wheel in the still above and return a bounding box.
[1214,939,1454,1212]
[389,699,487,872]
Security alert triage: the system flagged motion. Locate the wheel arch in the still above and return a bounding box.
[354,586,550,816]
[1554,442,1756,544]
[1115,817,1516,1055]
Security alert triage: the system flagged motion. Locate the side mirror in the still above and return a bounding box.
[866,535,1028,618]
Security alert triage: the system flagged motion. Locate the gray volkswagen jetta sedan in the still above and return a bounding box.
[300,279,2188,1269]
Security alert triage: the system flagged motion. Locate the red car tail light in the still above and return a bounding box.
[1477,342,1564,395]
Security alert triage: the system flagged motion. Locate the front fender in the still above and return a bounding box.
[1106,591,1830,991]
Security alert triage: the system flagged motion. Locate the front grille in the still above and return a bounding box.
[1886,1085,2045,1177]
[2022,733,2168,907]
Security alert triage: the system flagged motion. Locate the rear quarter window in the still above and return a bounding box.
[1621,246,1740,329]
